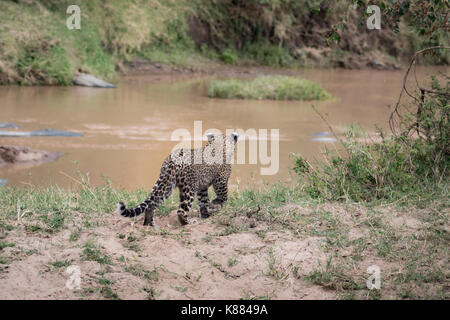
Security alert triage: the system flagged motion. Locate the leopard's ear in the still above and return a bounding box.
[206,132,214,143]
[232,132,239,143]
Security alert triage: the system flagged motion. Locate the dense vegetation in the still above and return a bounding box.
[0,0,448,85]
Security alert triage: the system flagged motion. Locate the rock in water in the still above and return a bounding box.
[0,122,18,129]
[0,178,6,187]
[73,73,115,88]
[0,129,82,137]
[313,131,333,137]
[311,137,337,142]
[0,131,31,137]
[0,145,63,168]
[30,129,82,137]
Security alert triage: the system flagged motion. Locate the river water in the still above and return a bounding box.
[0,67,447,190]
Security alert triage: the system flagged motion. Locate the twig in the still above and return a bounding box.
[60,171,98,201]
[389,46,450,135]
[311,104,347,153]
[246,205,261,218]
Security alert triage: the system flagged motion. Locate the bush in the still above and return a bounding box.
[220,48,238,64]
[293,77,449,203]
[208,75,332,100]
[242,43,294,67]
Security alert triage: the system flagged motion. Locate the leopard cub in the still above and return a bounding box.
[117,132,239,226]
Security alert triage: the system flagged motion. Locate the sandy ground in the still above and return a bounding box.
[1,199,448,300]
[0,209,337,300]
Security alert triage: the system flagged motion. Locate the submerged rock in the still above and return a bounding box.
[313,131,333,137]
[309,131,337,142]
[73,73,116,88]
[0,131,31,137]
[0,129,82,137]
[310,137,338,143]
[0,122,18,129]
[29,129,82,137]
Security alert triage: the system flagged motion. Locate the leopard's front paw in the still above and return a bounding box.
[177,211,189,225]
[200,207,211,219]
[143,219,155,227]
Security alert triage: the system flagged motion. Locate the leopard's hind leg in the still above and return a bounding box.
[177,184,195,225]
[211,176,229,209]
[143,175,176,226]
[197,188,210,219]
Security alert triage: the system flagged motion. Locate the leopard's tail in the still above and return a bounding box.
[117,157,176,219]
[116,201,148,218]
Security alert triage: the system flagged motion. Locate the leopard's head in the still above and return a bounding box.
[205,132,239,164]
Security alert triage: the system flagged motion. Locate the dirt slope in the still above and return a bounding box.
[0,210,336,300]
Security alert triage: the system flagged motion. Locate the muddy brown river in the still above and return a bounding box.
[0,67,447,190]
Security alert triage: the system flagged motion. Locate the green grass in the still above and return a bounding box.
[227,256,238,267]
[124,261,162,282]
[143,286,158,299]
[51,259,72,269]
[266,247,288,280]
[0,0,194,85]
[0,242,15,250]
[208,76,332,101]
[82,240,113,265]
[305,258,365,291]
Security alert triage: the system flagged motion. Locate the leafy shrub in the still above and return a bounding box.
[294,77,449,203]
[220,48,238,64]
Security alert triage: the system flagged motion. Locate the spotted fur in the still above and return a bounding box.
[117,133,239,226]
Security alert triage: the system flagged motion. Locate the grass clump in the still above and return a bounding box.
[51,259,72,269]
[295,133,449,203]
[208,76,332,101]
[305,258,365,292]
[123,260,162,282]
[82,240,113,265]
[0,242,15,250]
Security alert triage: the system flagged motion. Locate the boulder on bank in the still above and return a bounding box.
[73,73,116,88]
[0,145,63,168]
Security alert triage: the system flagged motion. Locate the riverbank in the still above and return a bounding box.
[1,84,447,299]
[0,180,447,299]
[1,0,447,86]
